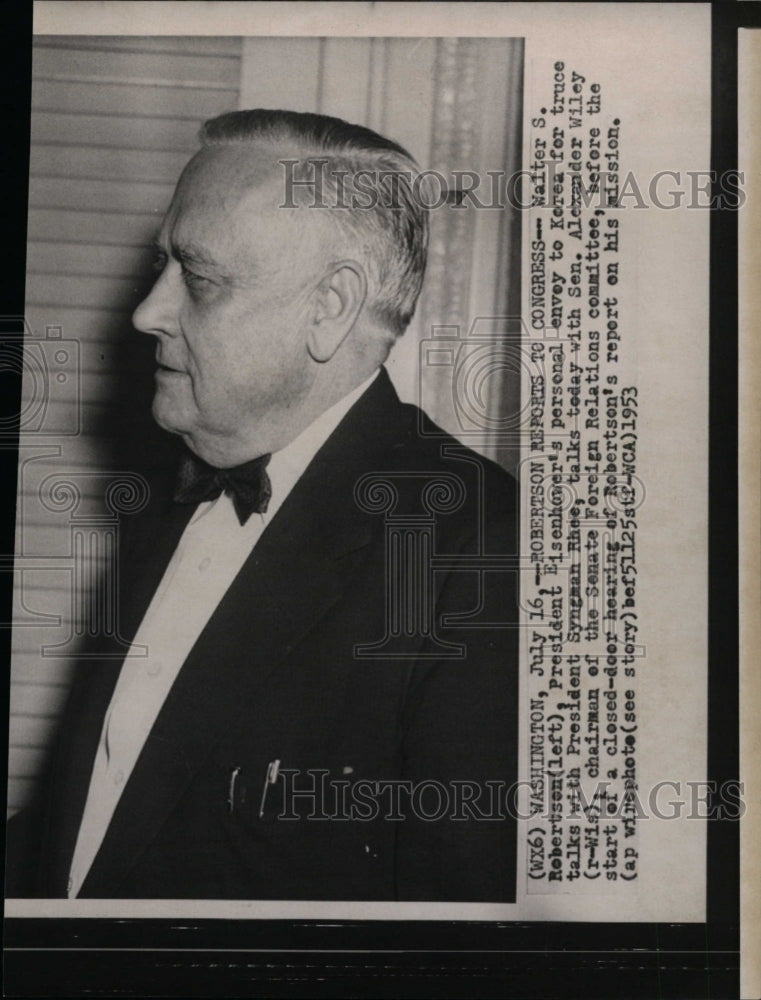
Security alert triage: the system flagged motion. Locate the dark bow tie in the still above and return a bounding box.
[173,450,272,525]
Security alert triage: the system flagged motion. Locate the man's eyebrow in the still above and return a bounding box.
[151,234,226,270]
[174,239,224,271]
[151,234,252,285]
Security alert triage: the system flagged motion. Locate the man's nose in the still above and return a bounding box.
[132,269,179,338]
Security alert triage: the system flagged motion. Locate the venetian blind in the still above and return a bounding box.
[8,35,242,817]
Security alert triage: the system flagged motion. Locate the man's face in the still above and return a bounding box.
[133,144,327,466]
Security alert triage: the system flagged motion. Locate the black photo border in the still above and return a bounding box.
[1,3,754,996]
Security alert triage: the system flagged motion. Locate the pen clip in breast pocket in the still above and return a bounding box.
[227,759,281,819]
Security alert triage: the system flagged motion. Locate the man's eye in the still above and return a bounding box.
[152,252,168,273]
[181,267,210,289]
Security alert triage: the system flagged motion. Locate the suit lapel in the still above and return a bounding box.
[44,488,195,897]
[118,491,197,646]
[80,369,407,896]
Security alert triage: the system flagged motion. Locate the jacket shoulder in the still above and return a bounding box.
[394,400,516,492]
[377,400,517,548]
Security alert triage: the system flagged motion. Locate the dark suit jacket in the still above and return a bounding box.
[7,369,518,901]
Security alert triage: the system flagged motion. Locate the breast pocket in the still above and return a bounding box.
[218,757,361,826]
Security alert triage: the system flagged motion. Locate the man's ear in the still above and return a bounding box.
[307,260,368,362]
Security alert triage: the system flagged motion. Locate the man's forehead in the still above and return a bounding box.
[180,142,283,196]
[160,143,290,256]
[157,140,335,280]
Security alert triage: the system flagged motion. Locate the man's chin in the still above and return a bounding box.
[151,396,192,439]
[151,400,214,463]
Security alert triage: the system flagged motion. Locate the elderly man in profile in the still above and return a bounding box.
[8,110,518,902]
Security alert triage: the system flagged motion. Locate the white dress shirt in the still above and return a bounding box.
[68,371,378,897]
